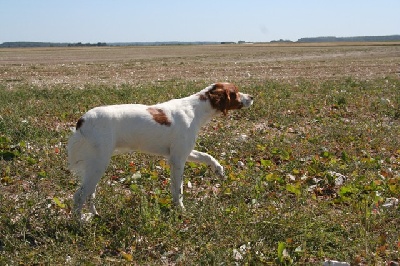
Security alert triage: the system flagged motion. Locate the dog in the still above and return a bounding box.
[68,82,253,218]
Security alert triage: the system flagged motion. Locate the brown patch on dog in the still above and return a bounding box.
[76,117,85,130]
[147,107,172,126]
[206,83,243,115]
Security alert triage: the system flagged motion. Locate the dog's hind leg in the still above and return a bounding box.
[73,187,86,218]
[73,153,112,218]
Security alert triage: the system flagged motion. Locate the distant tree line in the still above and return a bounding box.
[270,39,293,43]
[108,41,219,46]
[0,42,66,48]
[1,35,400,48]
[0,42,107,48]
[297,35,400,43]
[67,42,107,47]
[0,41,219,48]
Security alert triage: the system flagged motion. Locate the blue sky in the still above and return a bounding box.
[1,0,399,43]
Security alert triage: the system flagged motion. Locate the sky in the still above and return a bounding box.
[1,0,399,43]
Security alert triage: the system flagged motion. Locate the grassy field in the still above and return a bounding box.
[1,44,400,264]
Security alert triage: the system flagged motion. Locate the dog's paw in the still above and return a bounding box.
[172,197,186,210]
[80,212,95,223]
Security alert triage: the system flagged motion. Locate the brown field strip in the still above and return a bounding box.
[1,43,400,89]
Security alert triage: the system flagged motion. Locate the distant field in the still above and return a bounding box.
[1,43,399,88]
[0,44,399,264]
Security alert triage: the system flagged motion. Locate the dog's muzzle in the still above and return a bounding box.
[241,93,254,108]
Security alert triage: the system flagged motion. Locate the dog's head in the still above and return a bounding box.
[205,83,253,115]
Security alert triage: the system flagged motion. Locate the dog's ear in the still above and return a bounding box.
[207,83,231,115]
[222,86,231,115]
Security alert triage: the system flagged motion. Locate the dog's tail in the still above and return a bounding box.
[67,129,93,180]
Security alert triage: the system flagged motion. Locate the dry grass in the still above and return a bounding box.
[1,43,400,264]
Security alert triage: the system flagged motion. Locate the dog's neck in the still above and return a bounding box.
[184,93,221,128]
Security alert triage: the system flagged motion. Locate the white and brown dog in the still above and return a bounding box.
[68,82,253,218]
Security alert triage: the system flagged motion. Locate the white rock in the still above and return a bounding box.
[237,161,245,168]
[239,134,248,141]
[233,249,243,261]
[287,174,296,182]
[382,197,399,208]
[323,260,350,266]
[327,171,347,186]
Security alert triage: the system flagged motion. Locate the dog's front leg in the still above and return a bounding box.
[187,150,224,177]
[169,157,186,209]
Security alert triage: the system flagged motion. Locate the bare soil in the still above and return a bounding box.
[1,43,399,89]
